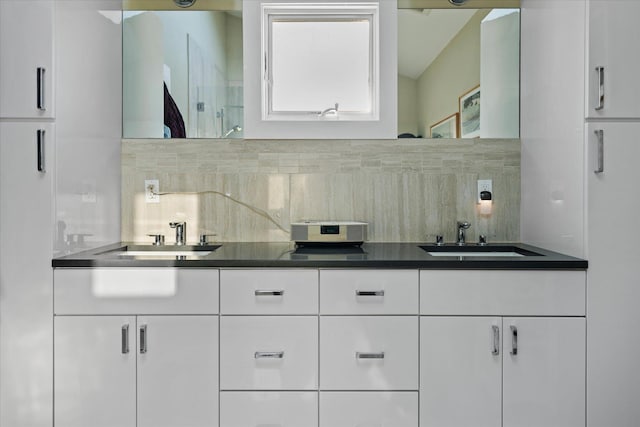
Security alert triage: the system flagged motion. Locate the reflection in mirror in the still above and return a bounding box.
[398,8,519,139]
[123,9,243,139]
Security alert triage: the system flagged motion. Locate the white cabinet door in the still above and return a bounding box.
[54,316,136,427]
[320,392,418,427]
[587,0,640,118]
[221,391,318,427]
[420,317,502,427]
[320,316,418,390]
[0,0,54,118]
[137,316,218,427]
[587,123,640,427]
[502,317,585,427]
[220,316,319,390]
[221,269,318,315]
[0,122,54,427]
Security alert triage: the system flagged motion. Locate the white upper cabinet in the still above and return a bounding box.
[587,0,640,119]
[0,0,54,118]
[243,0,397,139]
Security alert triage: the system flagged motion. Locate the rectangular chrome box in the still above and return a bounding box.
[291,221,368,245]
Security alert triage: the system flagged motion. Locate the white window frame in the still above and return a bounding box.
[261,3,380,122]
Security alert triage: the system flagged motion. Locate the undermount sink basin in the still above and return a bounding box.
[419,245,543,257]
[98,245,221,258]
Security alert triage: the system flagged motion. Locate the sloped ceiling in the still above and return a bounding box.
[398,8,477,80]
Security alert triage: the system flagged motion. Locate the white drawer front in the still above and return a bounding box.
[54,268,219,315]
[320,270,418,315]
[319,392,418,427]
[220,392,318,427]
[221,269,318,315]
[320,317,418,390]
[220,316,318,390]
[420,270,586,316]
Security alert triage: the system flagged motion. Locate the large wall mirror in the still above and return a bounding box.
[122,0,519,140]
[122,0,243,139]
[398,0,520,139]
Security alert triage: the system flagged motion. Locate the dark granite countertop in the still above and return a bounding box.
[52,242,587,270]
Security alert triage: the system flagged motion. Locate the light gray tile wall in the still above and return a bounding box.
[122,138,520,243]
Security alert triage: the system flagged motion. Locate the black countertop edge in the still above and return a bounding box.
[52,242,588,270]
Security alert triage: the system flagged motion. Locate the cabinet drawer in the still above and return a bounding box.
[221,269,318,314]
[54,268,219,315]
[319,392,418,427]
[420,270,586,316]
[320,270,418,315]
[320,317,418,390]
[220,392,318,427]
[220,316,318,390]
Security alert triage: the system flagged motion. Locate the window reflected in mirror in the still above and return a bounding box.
[398,8,520,139]
[123,9,243,139]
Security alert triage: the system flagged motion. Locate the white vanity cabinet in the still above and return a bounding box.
[319,270,419,427]
[586,0,640,119]
[0,0,54,118]
[53,268,219,427]
[219,269,319,427]
[420,270,586,427]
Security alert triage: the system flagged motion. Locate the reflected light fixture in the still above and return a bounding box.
[174,0,197,8]
[449,0,468,5]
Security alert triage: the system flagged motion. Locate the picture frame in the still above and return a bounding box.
[430,113,459,139]
[459,85,480,138]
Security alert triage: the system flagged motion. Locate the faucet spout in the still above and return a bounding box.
[169,221,187,245]
[456,221,471,246]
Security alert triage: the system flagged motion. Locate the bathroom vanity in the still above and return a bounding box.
[52,242,586,427]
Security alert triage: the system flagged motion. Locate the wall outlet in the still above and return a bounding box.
[145,179,159,203]
[477,179,492,203]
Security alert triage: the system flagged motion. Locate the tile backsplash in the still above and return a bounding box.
[122,138,520,243]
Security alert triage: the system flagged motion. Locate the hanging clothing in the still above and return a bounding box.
[164,82,186,138]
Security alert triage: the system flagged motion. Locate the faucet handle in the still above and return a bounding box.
[435,235,444,246]
[478,235,488,246]
[147,234,165,245]
[199,234,217,245]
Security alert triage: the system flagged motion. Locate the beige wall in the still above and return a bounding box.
[417,10,489,137]
[122,138,520,243]
[398,75,419,136]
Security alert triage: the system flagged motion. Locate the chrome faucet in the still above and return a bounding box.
[456,221,471,246]
[169,221,187,245]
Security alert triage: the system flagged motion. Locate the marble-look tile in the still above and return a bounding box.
[122,138,521,242]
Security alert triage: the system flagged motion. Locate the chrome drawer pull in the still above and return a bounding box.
[254,351,284,359]
[355,290,385,297]
[594,129,604,174]
[255,290,284,296]
[595,66,604,111]
[492,325,500,356]
[36,129,45,172]
[37,67,46,110]
[121,324,130,354]
[356,351,385,359]
[510,325,518,356]
[140,324,147,354]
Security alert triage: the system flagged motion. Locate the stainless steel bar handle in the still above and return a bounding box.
[254,290,284,296]
[36,129,45,172]
[595,66,604,111]
[492,325,500,356]
[356,352,385,359]
[140,324,147,354]
[121,324,130,354]
[254,351,284,359]
[594,129,604,174]
[510,325,518,356]
[37,67,46,110]
[355,290,385,297]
